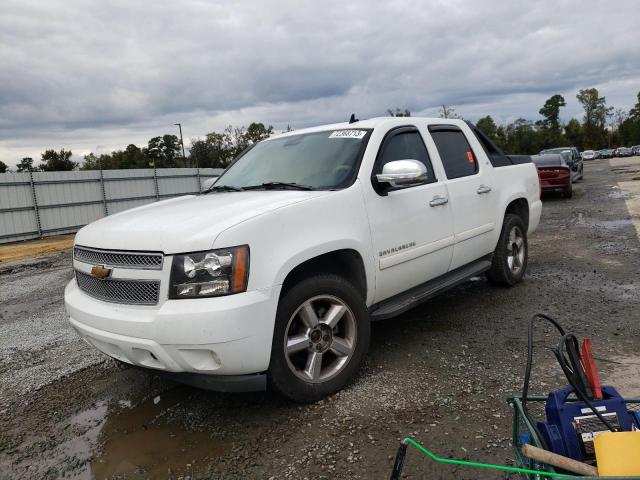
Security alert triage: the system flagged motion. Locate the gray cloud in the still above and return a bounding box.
[1,0,639,165]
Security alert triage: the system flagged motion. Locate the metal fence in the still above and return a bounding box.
[0,168,223,244]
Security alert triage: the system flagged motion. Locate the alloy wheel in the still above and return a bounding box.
[507,225,525,274]
[284,295,357,383]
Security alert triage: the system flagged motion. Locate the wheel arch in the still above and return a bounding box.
[503,197,529,231]
[279,249,369,302]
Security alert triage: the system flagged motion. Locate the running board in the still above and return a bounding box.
[369,257,492,321]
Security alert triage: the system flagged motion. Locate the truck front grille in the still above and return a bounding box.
[74,246,163,270]
[75,271,160,305]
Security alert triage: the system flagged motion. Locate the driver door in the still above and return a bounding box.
[364,126,454,303]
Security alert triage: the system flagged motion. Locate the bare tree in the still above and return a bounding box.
[439,104,462,119]
[611,108,627,132]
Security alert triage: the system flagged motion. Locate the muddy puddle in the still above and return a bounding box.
[66,387,227,479]
[576,212,634,230]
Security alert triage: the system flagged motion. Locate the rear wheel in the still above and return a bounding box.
[563,181,573,198]
[486,214,528,286]
[268,273,370,403]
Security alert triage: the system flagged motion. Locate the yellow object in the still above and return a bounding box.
[594,431,640,476]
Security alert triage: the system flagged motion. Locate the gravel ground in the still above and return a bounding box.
[0,253,104,407]
[1,158,639,479]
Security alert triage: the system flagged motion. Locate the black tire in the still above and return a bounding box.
[268,273,370,403]
[486,214,528,286]
[563,181,573,198]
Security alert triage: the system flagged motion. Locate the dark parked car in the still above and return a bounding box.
[632,145,640,156]
[539,146,583,181]
[531,153,573,198]
[600,149,615,159]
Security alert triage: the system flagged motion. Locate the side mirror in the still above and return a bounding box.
[201,177,218,191]
[376,160,428,188]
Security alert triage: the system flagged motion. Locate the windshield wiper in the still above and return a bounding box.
[205,185,244,193]
[242,182,315,191]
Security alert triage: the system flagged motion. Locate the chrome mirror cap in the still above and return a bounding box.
[376,159,428,188]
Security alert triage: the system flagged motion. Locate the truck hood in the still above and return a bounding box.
[75,190,329,253]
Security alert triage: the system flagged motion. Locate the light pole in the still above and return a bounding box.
[174,123,187,165]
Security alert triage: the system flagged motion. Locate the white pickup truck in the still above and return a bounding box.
[65,117,541,402]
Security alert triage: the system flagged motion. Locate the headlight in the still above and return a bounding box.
[169,245,249,299]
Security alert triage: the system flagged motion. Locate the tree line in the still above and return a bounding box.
[1,88,639,174]
[0,122,274,173]
[475,89,640,154]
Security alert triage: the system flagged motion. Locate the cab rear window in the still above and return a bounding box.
[429,129,478,179]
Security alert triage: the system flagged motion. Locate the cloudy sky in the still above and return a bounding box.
[1,0,639,167]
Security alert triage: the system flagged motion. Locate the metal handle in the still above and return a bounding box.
[429,195,448,207]
[477,184,492,194]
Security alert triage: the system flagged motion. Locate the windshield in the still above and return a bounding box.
[212,129,371,190]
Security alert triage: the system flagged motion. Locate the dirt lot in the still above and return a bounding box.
[0,234,75,264]
[1,158,640,479]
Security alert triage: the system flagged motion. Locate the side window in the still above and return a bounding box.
[429,129,478,179]
[376,130,435,181]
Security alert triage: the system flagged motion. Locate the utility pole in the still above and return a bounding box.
[174,123,187,165]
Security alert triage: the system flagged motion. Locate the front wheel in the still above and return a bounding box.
[268,273,370,403]
[486,214,528,286]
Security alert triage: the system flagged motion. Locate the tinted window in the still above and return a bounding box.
[430,130,478,179]
[376,130,435,180]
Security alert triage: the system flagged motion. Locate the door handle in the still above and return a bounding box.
[477,184,492,194]
[429,195,448,207]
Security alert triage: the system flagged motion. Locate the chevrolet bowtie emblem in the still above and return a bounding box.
[91,264,112,280]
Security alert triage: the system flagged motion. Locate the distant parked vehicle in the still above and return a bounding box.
[603,149,615,158]
[581,150,596,161]
[616,147,634,157]
[532,153,573,198]
[539,146,583,182]
[632,145,640,156]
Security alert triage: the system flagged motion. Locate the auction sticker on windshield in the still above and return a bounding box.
[329,130,366,139]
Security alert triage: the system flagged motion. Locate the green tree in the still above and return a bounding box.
[189,132,233,168]
[386,108,411,117]
[113,144,146,169]
[476,115,498,140]
[144,135,182,168]
[564,118,583,150]
[243,122,274,145]
[539,94,566,132]
[16,157,39,172]
[576,88,611,149]
[81,153,101,170]
[189,123,273,168]
[504,118,539,154]
[0,161,7,173]
[619,118,640,146]
[40,149,77,171]
[494,125,508,151]
[628,91,640,120]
